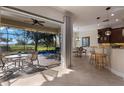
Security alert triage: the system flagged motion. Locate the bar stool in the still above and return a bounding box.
[95,53,108,69]
[90,46,110,69]
[89,50,96,64]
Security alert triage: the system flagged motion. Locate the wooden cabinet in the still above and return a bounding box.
[110,27,124,43]
[98,27,124,43]
[98,28,111,43]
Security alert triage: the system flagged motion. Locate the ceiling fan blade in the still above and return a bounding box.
[38,22,44,26]
[28,18,45,26]
[32,19,38,23]
[31,22,36,25]
[38,21,45,23]
[31,18,45,23]
[15,17,32,22]
[103,19,109,22]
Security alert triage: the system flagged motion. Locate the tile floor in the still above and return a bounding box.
[1,56,124,86]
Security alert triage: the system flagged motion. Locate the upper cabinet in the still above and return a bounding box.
[98,27,124,43]
[98,28,111,43]
[110,27,124,43]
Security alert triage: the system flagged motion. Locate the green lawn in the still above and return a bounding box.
[0,45,55,52]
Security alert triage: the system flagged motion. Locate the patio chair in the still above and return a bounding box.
[0,55,5,70]
[26,51,39,65]
[0,54,20,86]
[0,54,17,70]
[31,51,40,65]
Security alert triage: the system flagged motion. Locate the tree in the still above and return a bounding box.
[40,33,56,50]
[26,31,56,51]
[0,34,12,42]
[16,39,26,45]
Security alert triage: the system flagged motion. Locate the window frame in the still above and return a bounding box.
[82,36,90,47]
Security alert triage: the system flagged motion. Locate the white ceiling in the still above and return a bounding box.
[54,6,124,31]
[2,6,124,31]
[1,7,62,29]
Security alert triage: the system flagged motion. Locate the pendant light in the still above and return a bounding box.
[105,29,111,36]
[105,7,111,36]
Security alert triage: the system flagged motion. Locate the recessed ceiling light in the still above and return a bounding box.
[106,7,111,10]
[115,19,119,22]
[96,17,100,19]
[97,24,100,26]
[111,13,114,16]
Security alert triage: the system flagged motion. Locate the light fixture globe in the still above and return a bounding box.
[105,30,111,36]
[104,7,112,36]
[105,28,112,36]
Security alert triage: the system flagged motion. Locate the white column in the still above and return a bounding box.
[61,11,73,68]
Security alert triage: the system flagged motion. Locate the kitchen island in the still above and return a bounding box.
[110,48,124,78]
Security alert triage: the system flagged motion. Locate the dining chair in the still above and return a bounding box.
[78,47,83,57]
[78,47,87,57]
[81,47,87,56]
[73,47,79,56]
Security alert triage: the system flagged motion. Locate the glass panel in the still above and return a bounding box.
[0,9,61,63]
[0,26,7,34]
[7,27,24,35]
[0,33,7,52]
[25,32,35,51]
[8,29,25,52]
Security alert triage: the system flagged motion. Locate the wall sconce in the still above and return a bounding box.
[122,29,124,37]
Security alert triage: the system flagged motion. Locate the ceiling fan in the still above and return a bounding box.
[31,19,45,26]
[22,18,45,26]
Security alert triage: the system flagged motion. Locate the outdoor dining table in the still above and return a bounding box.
[4,54,30,68]
[5,54,29,59]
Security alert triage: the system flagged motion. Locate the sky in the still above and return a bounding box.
[0,27,27,45]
